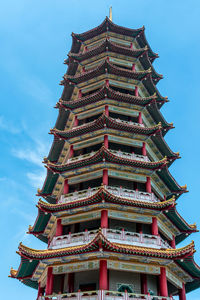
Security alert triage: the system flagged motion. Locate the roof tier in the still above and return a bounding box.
[51,113,163,139]
[17,231,196,260]
[58,86,160,108]
[46,145,168,173]
[68,39,147,62]
[72,17,157,60]
[30,188,176,241]
[31,187,196,245]
[38,115,178,200]
[67,39,161,82]
[44,145,186,197]
[62,60,162,86]
[57,86,171,132]
[10,232,200,293]
[51,113,176,159]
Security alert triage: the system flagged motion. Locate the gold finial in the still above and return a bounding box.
[181,184,187,189]
[190,222,197,229]
[109,7,112,21]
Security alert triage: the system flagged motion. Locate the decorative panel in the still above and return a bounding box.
[108,169,146,182]
[108,260,160,274]
[62,211,101,225]
[53,260,99,274]
[108,210,152,223]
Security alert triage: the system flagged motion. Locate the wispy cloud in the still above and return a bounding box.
[12,147,42,167]
[12,140,47,167]
[27,170,46,189]
[11,139,49,188]
[20,76,54,105]
[0,115,21,134]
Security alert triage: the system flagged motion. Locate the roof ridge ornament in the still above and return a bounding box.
[109,7,112,21]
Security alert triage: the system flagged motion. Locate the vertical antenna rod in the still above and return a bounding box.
[109,7,112,21]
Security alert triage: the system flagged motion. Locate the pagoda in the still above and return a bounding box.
[10,15,200,300]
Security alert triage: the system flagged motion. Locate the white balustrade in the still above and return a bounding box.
[105,186,159,203]
[59,187,99,204]
[67,149,148,164]
[38,290,173,300]
[58,186,159,204]
[49,229,171,250]
[68,151,96,163]
[113,117,145,127]
[49,230,98,249]
[109,150,149,162]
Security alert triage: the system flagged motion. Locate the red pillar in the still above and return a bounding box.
[74,115,78,127]
[146,177,151,193]
[159,267,168,297]
[101,210,108,228]
[152,217,158,236]
[138,112,142,124]
[104,135,109,149]
[56,219,63,237]
[78,89,82,98]
[141,274,148,294]
[179,283,186,300]
[130,42,133,49]
[142,142,147,156]
[132,63,135,71]
[135,86,139,96]
[105,79,109,87]
[103,169,108,186]
[105,105,109,116]
[64,179,69,194]
[99,260,108,290]
[45,267,54,295]
[171,235,176,249]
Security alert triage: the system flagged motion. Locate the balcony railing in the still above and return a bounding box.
[58,186,159,204]
[112,117,145,127]
[109,150,149,162]
[73,116,144,133]
[38,290,173,300]
[68,151,96,163]
[105,186,159,202]
[49,228,171,250]
[67,149,149,164]
[59,186,99,204]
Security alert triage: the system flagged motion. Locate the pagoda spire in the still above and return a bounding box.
[109,6,112,21]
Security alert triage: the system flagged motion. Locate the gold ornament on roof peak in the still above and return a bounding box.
[109,7,112,21]
[191,222,197,229]
[181,184,187,189]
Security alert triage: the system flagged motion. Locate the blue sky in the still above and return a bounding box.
[1,0,200,299]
